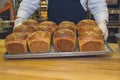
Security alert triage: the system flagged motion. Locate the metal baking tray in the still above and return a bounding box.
[4,42,113,59]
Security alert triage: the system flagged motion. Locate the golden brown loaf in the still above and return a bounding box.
[27,31,51,53]
[59,21,76,25]
[78,27,103,36]
[56,21,76,32]
[78,31,104,51]
[35,24,53,35]
[77,19,98,28]
[22,19,39,31]
[77,19,102,35]
[77,19,104,51]
[53,29,76,52]
[4,33,28,54]
[13,25,35,35]
[40,21,57,33]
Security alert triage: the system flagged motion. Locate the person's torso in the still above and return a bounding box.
[46,0,87,11]
[47,0,87,24]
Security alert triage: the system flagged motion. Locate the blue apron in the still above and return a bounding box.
[48,0,87,24]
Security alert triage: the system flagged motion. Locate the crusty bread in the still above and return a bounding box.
[5,33,28,54]
[27,31,51,53]
[13,25,35,35]
[4,19,105,54]
[56,21,76,32]
[53,29,76,52]
[78,27,103,36]
[22,19,39,31]
[77,19,98,28]
[77,19,102,35]
[35,24,53,35]
[59,21,76,25]
[40,21,57,33]
[77,19,104,51]
[78,31,104,51]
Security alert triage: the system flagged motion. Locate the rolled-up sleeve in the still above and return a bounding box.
[17,0,40,19]
[88,0,108,24]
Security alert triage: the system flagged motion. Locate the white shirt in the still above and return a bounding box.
[17,0,108,24]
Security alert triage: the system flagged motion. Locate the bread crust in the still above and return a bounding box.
[5,33,28,54]
[40,21,57,33]
[77,19,104,51]
[27,31,51,53]
[56,21,76,32]
[53,29,76,52]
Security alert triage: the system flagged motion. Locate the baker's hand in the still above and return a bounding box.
[98,22,108,41]
[14,17,25,28]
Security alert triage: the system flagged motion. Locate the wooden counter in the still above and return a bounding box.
[0,39,120,80]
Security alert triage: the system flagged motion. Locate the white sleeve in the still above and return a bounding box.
[88,0,109,24]
[17,0,40,19]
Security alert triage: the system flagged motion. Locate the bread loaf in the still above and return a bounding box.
[27,31,51,53]
[40,21,57,33]
[13,25,35,35]
[5,33,28,54]
[77,19,98,28]
[77,19,102,35]
[22,19,39,31]
[53,29,76,52]
[56,21,76,32]
[78,31,104,51]
[77,19,104,51]
[36,24,53,35]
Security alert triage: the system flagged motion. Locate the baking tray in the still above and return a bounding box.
[4,42,113,59]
